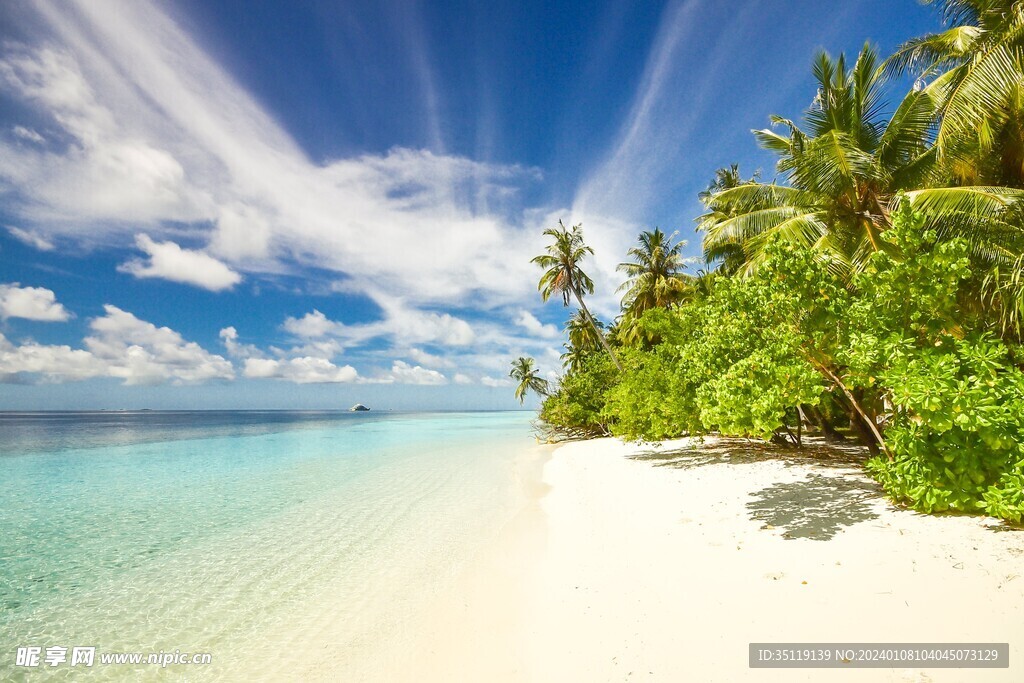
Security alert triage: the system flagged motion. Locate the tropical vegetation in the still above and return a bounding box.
[509,356,549,405]
[521,3,1024,525]
[533,221,623,371]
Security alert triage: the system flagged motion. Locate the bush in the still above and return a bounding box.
[539,201,1024,524]
[539,353,617,437]
[851,204,1024,522]
[606,240,835,442]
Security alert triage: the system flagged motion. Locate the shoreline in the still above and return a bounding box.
[271,439,554,682]
[353,435,1024,682]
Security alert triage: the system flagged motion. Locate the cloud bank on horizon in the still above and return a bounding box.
[0,0,932,406]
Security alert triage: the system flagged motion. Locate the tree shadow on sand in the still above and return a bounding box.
[630,435,869,471]
[746,474,881,540]
[629,436,883,540]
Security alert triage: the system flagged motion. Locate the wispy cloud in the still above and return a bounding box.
[573,0,707,223]
[0,0,585,384]
[0,0,550,310]
[6,226,54,251]
[12,125,45,143]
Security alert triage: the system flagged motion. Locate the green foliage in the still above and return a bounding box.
[698,350,821,440]
[509,356,548,405]
[539,354,618,437]
[542,203,1024,523]
[602,338,703,441]
[604,239,834,442]
[885,0,1024,187]
[984,462,1024,524]
[699,39,1024,329]
[851,203,1024,522]
[533,221,623,371]
[616,228,692,344]
[561,310,606,372]
[535,1,1024,525]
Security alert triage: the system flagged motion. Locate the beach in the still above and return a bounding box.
[4,415,1023,682]
[0,412,543,681]
[358,435,1024,683]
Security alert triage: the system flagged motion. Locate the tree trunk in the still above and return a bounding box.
[848,406,880,457]
[816,364,892,461]
[573,289,623,372]
[805,404,844,440]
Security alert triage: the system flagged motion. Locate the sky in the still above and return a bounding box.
[0,0,939,410]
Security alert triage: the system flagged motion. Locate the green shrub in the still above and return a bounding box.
[539,354,617,436]
[852,204,1024,522]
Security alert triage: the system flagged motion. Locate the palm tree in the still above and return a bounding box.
[699,43,1024,277]
[509,356,548,404]
[532,221,623,371]
[698,164,757,204]
[561,309,604,371]
[699,165,760,274]
[617,228,692,317]
[884,0,1024,187]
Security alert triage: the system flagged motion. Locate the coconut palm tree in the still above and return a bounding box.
[617,228,692,316]
[699,165,760,274]
[532,221,623,371]
[884,0,1024,187]
[560,309,604,371]
[509,356,548,404]
[699,43,1024,277]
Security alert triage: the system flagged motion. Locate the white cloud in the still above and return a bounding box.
[84,305,234,385]
[389,302,475,346]
[219,326,263,359]
[12,125,45,143]
[119,234,242,291]
[7,226,55,250]
[282,299,475,348]
[407,347,454,369]
[0,0,648,377]
[382,360,447,385]
[480,375,511,388]
[210,202,273,261]
[542,346,563,364]
[0,46,207,228]
[243,356,357,384]
[514,309,559,338]
[282,310,340,339]
[284,339,343,360]
[0,332,104,382]
[0,283,70,321]
[0,2,572,388]
[453,373,472,385]
[0,305,234,384]
[0,8,547,310]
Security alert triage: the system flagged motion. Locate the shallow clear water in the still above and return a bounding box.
[0,411,537,680]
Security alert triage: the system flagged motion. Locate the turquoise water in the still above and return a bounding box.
[0,411,538,680]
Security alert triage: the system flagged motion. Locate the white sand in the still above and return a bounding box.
[334,436,1024,682]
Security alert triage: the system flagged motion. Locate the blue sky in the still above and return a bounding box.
[0,0,938,410]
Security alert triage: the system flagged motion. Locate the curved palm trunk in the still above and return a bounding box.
[573,288,623,372]
[814,362,892,461]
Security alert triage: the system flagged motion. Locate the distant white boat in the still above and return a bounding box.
[349,404,370,412]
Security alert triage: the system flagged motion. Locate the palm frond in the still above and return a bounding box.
[883,26,981,78]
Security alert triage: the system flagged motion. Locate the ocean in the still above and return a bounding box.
[0,411,540,680]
